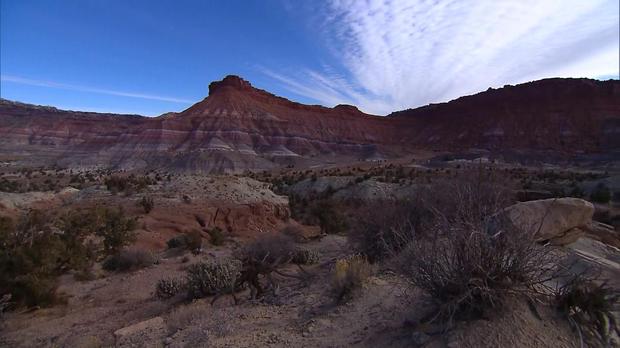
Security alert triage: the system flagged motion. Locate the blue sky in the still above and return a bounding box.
[1,0,619,116]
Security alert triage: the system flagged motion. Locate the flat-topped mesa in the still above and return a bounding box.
[208,75,253,95]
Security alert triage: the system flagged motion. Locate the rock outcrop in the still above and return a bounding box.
[503,198,595,245]
[1,76,618,172]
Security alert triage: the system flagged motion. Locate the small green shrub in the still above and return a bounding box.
[105,175,155,195]
[138,196,154,214]
[0,211,67,308]
[311,200,347,234]
[555,276,619,346]
[156,277,185,300]
[166,235,187,249]
[185,230,203,251]
[11,274,60,308]
[95,207,137,255]
[186,259,242,299]
[590,183,611,204]
[167,231,203,251]
[102,249,154,272]
[207,227,225,246]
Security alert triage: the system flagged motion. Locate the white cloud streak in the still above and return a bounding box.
[269,0,619,114]
[0,75,193,104]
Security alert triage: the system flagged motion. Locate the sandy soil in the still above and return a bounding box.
[0,235,591,348]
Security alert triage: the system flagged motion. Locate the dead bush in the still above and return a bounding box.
[419,167,516,224]
[102,249,154,272]
[331,255,373,303]
[234,234,298,299]
[555,274,620,347]
[186,259,242,300]
[166,303,207,333]
[349,199,421,263]
[396,168,554,326]
[398,215,555,326]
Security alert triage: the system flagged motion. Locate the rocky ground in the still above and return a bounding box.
[2,232,607,348]
[0,165,619,347]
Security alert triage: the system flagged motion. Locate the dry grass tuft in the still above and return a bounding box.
[331,255,373,303]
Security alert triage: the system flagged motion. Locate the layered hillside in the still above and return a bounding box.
[390,78,620,155]
[0,76,618,172]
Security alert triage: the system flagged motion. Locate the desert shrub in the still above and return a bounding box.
[613,191,620,203]
[419,167,516,224]
[311,200,348,234]
[568,183,585,198]
[138,196,154,214]
[185,230,203,251]
[0,211,68,307]
[167,235,187,249]
[10,274,60,308]
[395,168,554,325]
[95,207,137,255]
[102,249,154,272]
[399,217,554,324]
[233,234,297,299]
[0,294,11,317]
[349,199,421,263]
[207,227,225,246]
[186,259,242,299]
[555,275,619,347]
[156,277,185,300]
[55,209,99,271]
[292,248,320,265]
[331,255,372,303]
[590,183,611,204]
[166,230,203,251]
[239,234,295,266]
[166,303,207,333]
[105,174,155,195]
[0,178,19,192]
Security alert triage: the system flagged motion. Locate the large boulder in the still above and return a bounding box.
[503,198,594,244]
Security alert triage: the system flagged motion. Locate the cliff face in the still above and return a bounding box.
[389,78,620,154]
[0,76,618,172]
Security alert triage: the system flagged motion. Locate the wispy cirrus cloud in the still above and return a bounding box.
[267,0,619,114]
[1,75,193,104]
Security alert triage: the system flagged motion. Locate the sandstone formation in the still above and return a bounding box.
[503,197,595,244]
[1,76,618,172]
